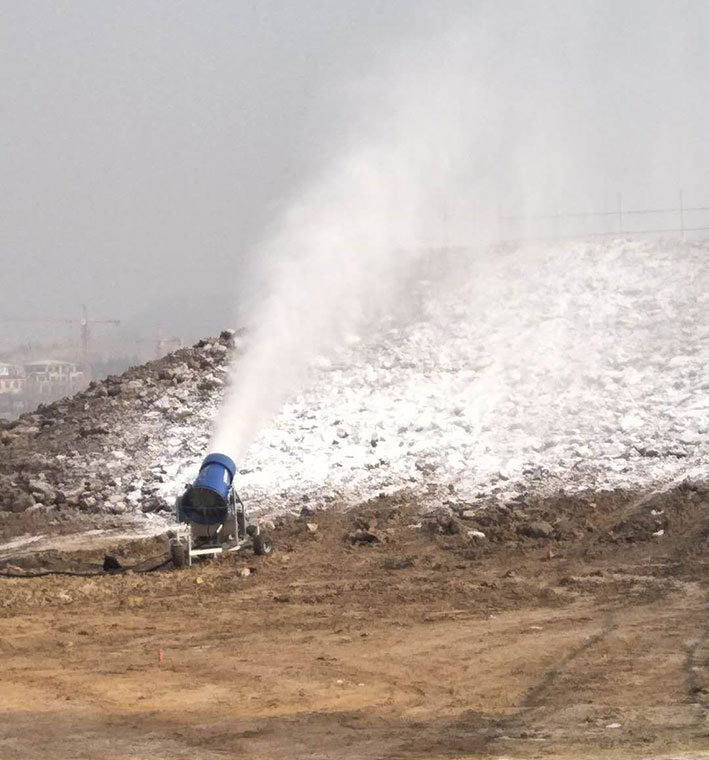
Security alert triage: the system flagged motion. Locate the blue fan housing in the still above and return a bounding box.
[181,453,236,525]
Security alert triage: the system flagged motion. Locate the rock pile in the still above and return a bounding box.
[0,331,237,522]
[234,238,709,513]
[3,238,709,534]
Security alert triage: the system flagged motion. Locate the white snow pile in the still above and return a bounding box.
[163,238,709,516]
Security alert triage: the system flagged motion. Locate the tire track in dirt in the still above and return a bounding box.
[518,610,618,711]
[427,612,620,757]
[685,599,709,719]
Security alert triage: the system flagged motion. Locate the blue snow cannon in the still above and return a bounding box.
[180,453,237,525]
[170,451,273,567]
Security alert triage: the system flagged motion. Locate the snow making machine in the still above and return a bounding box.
[168,453,272,568]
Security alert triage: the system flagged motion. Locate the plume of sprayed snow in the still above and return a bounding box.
[210,149,455,457]
[209,33,482,459]
[209,2,702,464]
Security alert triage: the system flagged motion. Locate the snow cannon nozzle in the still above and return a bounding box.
[181,453,237,526]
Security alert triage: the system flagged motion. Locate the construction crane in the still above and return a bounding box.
[76,305,120,378]
[136,328,183,360]
[0,305,120,379]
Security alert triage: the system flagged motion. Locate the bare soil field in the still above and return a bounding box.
[1,487,708,760]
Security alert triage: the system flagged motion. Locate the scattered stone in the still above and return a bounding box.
[28,479,57,504]
[436,513,462,535]
[79,495,98,511]
[103,555,123,572]
[10,492,35,513]
[141,495,170,514]
[520,521,554,539]
[349,528,379,545]
[80,425,110,436]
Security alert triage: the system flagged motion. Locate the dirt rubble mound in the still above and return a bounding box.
[0,330,239,536]
[4,238,709,546]
[189,238,709,518]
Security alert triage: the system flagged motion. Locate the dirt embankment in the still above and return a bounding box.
[0,331,238,538]
[1,485,708,760]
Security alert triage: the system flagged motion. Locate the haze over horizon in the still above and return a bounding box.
[2,1,709,354]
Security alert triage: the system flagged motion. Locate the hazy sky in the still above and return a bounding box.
[2,1,709,351]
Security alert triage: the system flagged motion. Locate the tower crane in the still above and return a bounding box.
[0,305,120,378]
[136,328,183,360]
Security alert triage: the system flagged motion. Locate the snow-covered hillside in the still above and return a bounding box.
[2,238,708,523]
[172,238,709,514]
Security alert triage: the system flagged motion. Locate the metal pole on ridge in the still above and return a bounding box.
[679,188,685,241]
[617,192,623,234]
[554,203,559,241]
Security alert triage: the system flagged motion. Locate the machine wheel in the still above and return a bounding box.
[253,534,273,556]
[170,542,187,569]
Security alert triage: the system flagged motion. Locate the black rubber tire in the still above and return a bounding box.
[170,542,187,569]
[252,534,273,556]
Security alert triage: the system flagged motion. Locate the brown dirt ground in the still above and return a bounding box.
[1,487,708,760]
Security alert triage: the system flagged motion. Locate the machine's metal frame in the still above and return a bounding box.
[168,485,267,567]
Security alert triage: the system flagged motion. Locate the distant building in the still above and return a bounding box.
[0,362,24,391]
[23,359,84,401]
[0,363,26,418]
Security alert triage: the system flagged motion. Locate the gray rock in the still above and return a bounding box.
[415,458,436,474]
[80,495,98,510]
[11,492,35,513]
[64,488,83,507]
[349,528,379,544]
[437,514,462,535]
[141,495,169,513]
[520,520,554,539]
[28,479,57,504]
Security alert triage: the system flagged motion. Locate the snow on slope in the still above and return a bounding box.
[164,238,709,515]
